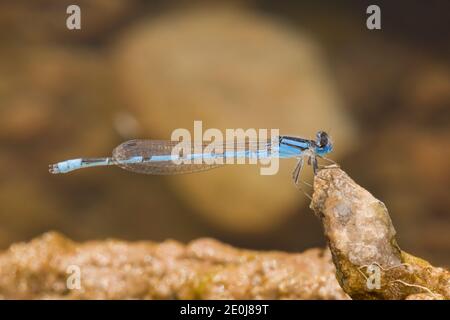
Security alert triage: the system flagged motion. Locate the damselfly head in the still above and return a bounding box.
[314,131,333,155]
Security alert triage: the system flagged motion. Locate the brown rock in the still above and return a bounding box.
[310,167,450,300]
[0,232,348,300]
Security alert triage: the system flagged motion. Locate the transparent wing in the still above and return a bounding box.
[112,139,277,175]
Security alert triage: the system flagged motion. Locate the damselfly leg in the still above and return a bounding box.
[292,157,314,200]
[292,157,303,185]
[316,155,338,166]
[314,155,340,177]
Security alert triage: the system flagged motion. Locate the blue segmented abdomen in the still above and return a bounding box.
[51,158,113,174]
[55,159,83,173]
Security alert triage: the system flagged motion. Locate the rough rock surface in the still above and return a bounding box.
[0,232,348,299]
[311,167,450,300]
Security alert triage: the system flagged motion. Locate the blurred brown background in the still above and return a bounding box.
[0,0,449,265]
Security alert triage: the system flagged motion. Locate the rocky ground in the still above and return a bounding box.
[0,168,447,300]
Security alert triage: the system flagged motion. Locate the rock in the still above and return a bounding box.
[310,167,450,300]
[0,232,348,300]
[114,5,356,232]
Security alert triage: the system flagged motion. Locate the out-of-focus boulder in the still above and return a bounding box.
[114,6,356,232]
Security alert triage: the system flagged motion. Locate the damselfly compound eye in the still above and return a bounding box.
[316,131,329,148]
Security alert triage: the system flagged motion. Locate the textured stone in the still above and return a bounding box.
[311,167,450,300]
[0,232,348,300]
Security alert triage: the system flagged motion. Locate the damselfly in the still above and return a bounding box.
[49,131,334,186]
